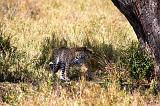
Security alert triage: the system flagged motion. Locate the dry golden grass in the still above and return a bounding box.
[15,81,160,106]
[1,0,136,51]
[0,0,159,106]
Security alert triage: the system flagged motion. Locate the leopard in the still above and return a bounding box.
[49,47,93,82]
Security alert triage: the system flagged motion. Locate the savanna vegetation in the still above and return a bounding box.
[0,0,159,106]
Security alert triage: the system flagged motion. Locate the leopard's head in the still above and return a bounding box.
[73,47,94,65]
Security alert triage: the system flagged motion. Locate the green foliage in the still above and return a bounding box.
[119,42,154,81]
[68,67,81,81]
[0,36,19,66]
[148,79,158,95]
[82,37,154,84]
[0,33,22,82]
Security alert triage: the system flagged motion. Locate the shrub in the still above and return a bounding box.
[0,28,49,84]
[118,42,154,82]
[0,34,22,82]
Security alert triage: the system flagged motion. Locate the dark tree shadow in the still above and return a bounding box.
[82,37,154,93]
[35,32,70,70]
[36,33,154,93]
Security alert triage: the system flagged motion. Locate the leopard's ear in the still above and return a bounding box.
[74,47,94,52]
[81,47,94,54]
[74,47,86,51]
[82,47,87,51]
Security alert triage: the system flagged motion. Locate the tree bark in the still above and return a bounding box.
[111,0,160,80]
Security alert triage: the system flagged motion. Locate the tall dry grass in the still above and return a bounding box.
[0,0,158,106]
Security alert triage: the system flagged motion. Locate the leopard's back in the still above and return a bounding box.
[53,47,93,67]
[54,47,76,65]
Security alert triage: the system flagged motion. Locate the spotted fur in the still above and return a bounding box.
[49,47,93,81]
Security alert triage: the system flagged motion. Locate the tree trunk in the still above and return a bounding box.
[111,0,160,80]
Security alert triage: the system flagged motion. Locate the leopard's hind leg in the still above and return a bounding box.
[49,62,60,73]
[60,63,70,82]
